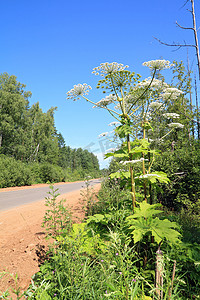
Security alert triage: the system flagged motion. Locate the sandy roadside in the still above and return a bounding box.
[0,183,101,297]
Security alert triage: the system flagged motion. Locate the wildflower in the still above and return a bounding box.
[116,253,119,256]
[168,122,184,129]
[132,278,136,282]
[81,263,84,266]
[164,87,184,94]
[108,121,120,126]
[162,87,184,101]
[93,94,117,108]
[122,158,148,165]
[52,269,56,274]
[163,113,180,119]
[135,77,168,89]
[143,59,172,70]
[136,174,161,179]
[54,294,57,297]
[92,62,129,76]
[119,272,122,275]
[149,102,163,109]
[98,132,109,138]
[106,148,116,152]
[66,83,92,101]
[149,138,164,144]
[101,260,104,262]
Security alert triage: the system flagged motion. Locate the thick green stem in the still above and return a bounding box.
[127,134,136,212]
[142,122,147,202]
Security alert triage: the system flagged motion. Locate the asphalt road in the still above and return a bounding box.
[0,179,101,212]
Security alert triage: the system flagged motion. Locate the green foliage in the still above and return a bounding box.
[0,154,33,187]
[127,201,181,245]
[57,222,107,256]
[39,163,65,183]
[42,186,72,238]
[153,144,200,210]
[80,177,98,216]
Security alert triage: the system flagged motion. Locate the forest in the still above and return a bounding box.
[0,72,100,188]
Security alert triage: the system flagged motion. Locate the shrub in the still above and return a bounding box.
[0,155,33,188]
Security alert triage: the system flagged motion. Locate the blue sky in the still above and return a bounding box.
[0,0,199,168]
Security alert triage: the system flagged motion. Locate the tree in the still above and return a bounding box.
[28,103,59,164]
[0,73,32,158]
[155,0,200,79]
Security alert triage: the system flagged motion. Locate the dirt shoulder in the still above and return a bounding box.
[0,183,101,297]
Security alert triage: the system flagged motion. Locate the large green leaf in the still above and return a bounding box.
[110,171,130,179]
[127,201,162,219]
[127,201,181,245]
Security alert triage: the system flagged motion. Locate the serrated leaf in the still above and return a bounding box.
[110,171,130,179]
[127,201,181,245]
[140,138,150,148]
[110,172,121,179]
[127,201,162,220]
[150,217,181,244]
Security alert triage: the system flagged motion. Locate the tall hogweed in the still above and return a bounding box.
[67,60,184,297]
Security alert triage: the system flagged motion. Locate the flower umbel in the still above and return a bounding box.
[149,102,163,110]
[66,83,92,101]
[122,158,148,165]
[93,94,117,108]
[168,122,184,129]
[92,62,129,76]
[134,77,168,90]
[98,132,109,138]
[163,113,180,119]
[143,59,172,70]
[162,87,184,101]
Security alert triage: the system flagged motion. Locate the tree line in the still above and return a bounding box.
[0,73,100,187]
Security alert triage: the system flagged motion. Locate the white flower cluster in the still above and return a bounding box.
[143,59,172,70]
[162,87,184,101]
[106,148,117,152]
[122,158,148,165]
[92,62,129,76]
[93,94,117,108]
[168,123,184,129]
[108,121,120,126]
[149,138,164,144]
[163,113,180,119]
[165,87,184,94]
[137,174,161,179]
[98,132,109,138]
[149,102,163,110]
[66,83,92,101]
[124,94,136,103]
[136,78,168,89]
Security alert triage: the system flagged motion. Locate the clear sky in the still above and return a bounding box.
[0,0,199,168]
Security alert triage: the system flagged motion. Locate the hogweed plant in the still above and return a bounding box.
[67,60,183,210]
[67,60,183,257]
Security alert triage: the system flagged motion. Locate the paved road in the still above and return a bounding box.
[0,179,101,212]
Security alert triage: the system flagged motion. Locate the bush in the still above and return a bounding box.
[0,155,33,188]
[0,156,65,188]
[152,145,200,210]
[38,163,65,183]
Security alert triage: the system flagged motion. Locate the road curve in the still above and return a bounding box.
[0,179,101,212]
